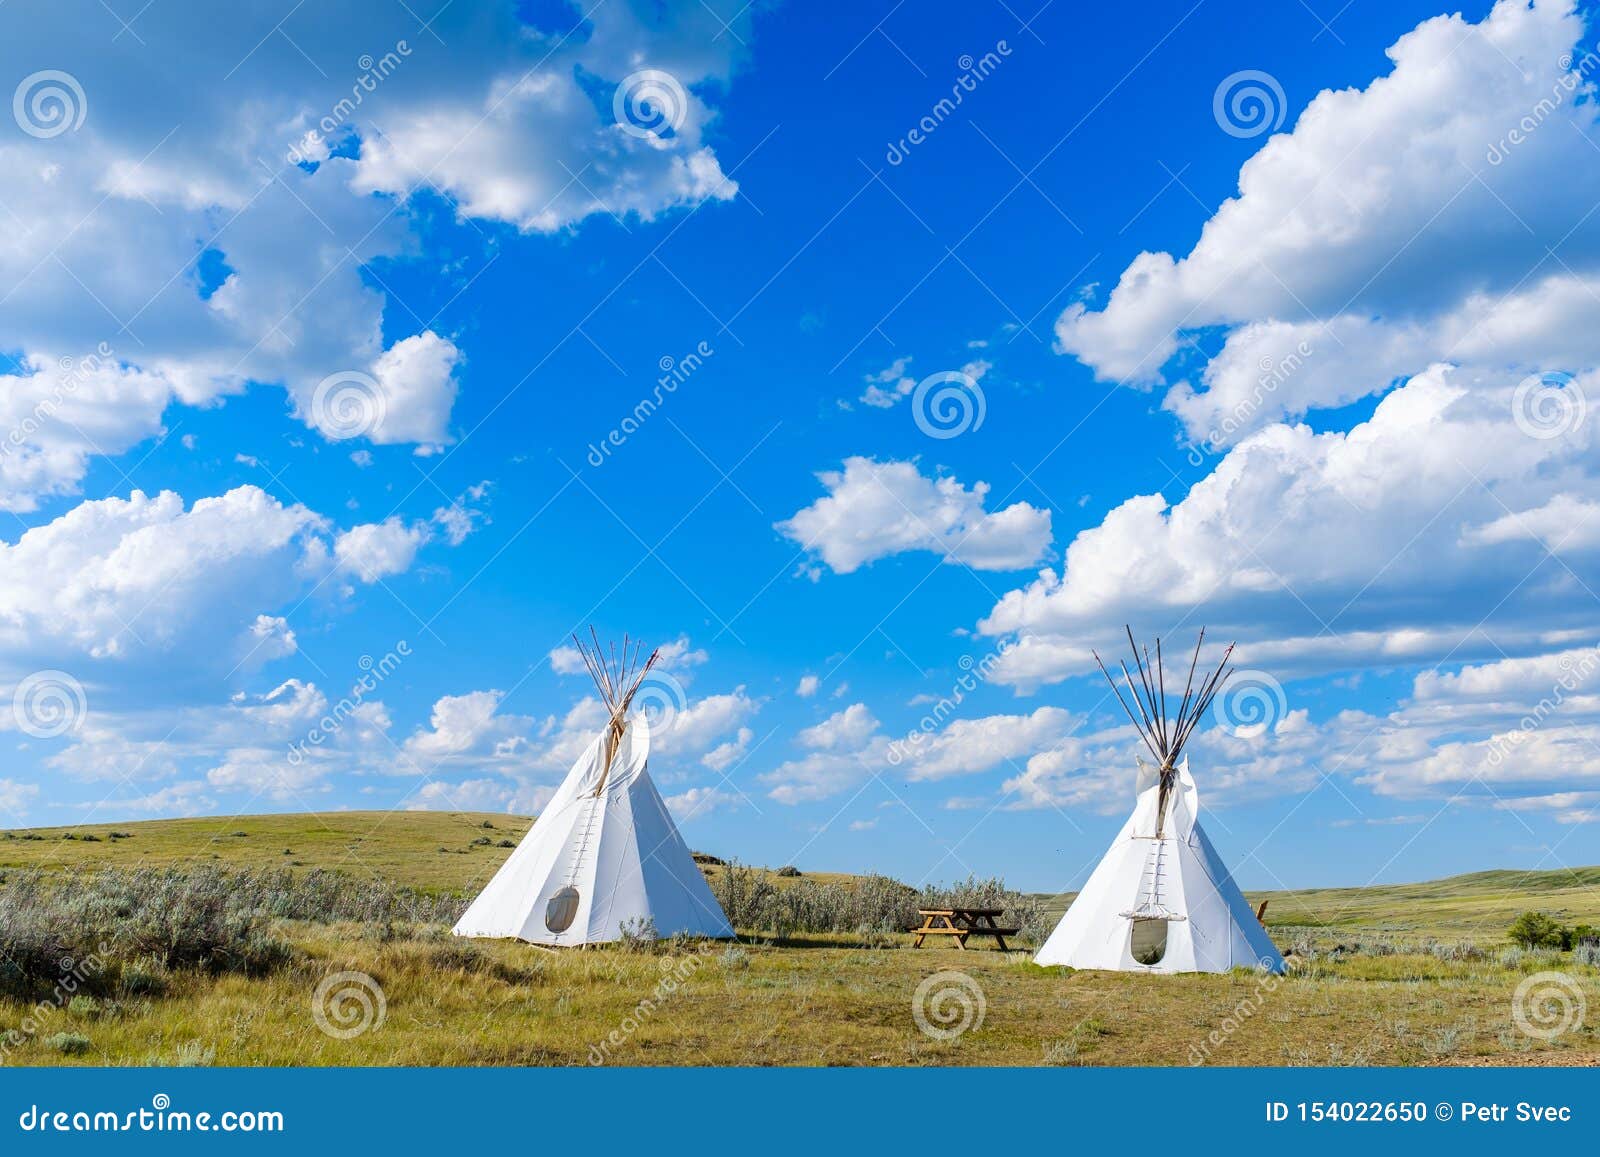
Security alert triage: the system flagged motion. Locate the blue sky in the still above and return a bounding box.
[3,0,1599,893]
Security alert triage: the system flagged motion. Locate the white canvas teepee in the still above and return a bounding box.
[1034,629,1284,974]
[453,634,733,946]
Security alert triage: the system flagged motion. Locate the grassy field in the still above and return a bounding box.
[0,811,858,893]
[3,812,1599,1067]
[0,811,532,893]
[9,810,1599,936]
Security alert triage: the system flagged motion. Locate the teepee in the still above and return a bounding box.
[1035,628,1284,974]
[453,632,733,946]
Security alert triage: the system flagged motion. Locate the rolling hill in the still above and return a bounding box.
[3,811,1598,939]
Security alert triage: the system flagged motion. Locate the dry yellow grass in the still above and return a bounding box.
[3,926,1596,1067]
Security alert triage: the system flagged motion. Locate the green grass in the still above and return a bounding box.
[4,812,1599,1067]
[0,812,881,894]
[1248,866,1600,941]
[1026,868,1600,945]
[0,811,532,892]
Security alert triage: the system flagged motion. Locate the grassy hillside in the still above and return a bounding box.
[0,812,856,893]
[4,811,1599,939]
[0,811,531,892]
[1025,872,1600,944]
[1250,867,1600,941]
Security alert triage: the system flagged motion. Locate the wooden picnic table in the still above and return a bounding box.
[910,906,1018,951]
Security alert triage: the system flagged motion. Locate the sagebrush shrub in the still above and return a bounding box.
[710,862,1049,942]
[118,957,169,997]
[617,916,659,951]
[0,865,473,997]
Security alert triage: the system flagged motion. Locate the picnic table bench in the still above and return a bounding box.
[910,907,1018,951]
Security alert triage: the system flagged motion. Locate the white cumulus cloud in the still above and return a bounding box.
[777,457,1052,575]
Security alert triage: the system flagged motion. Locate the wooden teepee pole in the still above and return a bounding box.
[1094,649,1164,765]
[574,629,663,797]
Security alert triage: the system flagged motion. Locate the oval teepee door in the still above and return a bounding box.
[1129,917,1169,965]
[545,886,580,933]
